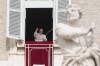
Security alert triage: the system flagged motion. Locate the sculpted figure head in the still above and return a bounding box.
[65,4,82,24]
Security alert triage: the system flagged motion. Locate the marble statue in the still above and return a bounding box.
[55,4,100,66]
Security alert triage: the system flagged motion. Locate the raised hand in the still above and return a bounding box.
[36,27,39,31]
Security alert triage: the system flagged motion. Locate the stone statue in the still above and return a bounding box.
[55,4,100,66]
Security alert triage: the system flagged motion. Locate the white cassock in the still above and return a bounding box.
[34,32,47,42]
[55,23,100,66]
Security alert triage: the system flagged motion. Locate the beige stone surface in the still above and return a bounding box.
[0,0,6,13]
[0,0,8,60]
[72,0,100,43]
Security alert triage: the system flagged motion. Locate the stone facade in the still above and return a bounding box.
[0,0,8,60]
[0,0,100,60]
[72,0,100,44]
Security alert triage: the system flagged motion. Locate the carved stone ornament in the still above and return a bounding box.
[55,4,100,66]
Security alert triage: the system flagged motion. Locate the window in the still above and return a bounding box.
[7,0,71,40]
[7,0,54,40]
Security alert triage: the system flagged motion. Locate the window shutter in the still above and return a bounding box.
[54,0,71,47]
[7,0,21,39]
[56,0,71,23]
[58,0,68,10]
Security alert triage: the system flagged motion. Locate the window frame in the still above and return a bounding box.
[22,1,54,41]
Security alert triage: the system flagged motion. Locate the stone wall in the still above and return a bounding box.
[0,0,8,60]
[72,0,100,44]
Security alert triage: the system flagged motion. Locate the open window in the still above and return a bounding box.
[6,0,71,41]
[24,1,53,66]
[24,1,53,44]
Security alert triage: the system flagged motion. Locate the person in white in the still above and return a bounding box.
[34,27,47,42]
[55,4,100,66]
